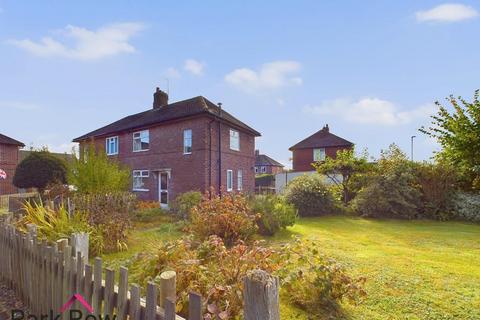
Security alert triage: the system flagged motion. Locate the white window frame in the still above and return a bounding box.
[261,166,266,173]
[226,169,233,192]
[133,170,149,191]
[133,130,150,152]
[106,136,119,155]
[183,129,192,154]
[237,170,243,191]
[229,129,240,151]
[313,148,326,162]
[254,167,258,174]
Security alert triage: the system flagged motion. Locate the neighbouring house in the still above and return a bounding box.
[275,125,353,193]
[289,124,353,172]
[73,88,261,207]
[0,133,25,195]
[254,150,284,175]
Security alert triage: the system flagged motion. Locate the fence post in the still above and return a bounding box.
[70,232,89,262]
[159,270,176,308]
[243,270,280,320]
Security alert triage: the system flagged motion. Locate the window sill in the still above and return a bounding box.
[133,189,150,192]
[107,153,118,156]
[133,149,150,153]
[183,152,192,155]
[229,148,240,152]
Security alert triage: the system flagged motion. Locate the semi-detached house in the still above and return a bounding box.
[73,88,261,207]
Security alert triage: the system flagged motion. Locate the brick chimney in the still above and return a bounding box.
[153,87,168,109]
[323,124,329,132]
[255,149,260,156]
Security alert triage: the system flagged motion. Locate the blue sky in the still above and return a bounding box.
[1,1,479,167]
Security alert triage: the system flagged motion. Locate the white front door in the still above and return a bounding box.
[159,172,169,208]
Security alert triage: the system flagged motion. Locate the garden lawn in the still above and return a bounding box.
[101,216,480,319]
[273,216,480,320]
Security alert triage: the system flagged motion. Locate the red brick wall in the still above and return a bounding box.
[0,144,20,195]
[79,114,256,202]
[291,146,352,171]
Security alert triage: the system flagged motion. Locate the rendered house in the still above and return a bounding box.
[73,88,261,207]
[254,150,284,175]
[0,133,24,195]
[289,124,353,172]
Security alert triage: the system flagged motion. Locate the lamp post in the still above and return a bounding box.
[411,135,416,162]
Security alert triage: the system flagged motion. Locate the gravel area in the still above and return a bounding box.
[0,283,28,320]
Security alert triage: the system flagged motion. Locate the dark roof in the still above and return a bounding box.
[73,96,260,142]
[289,126,353,150]
[0,133,24,147]
[255,153,284,167]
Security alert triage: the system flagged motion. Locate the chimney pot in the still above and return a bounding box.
[153,88,168,109]
[255,149,260,156]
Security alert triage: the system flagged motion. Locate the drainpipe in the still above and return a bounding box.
[217,103,222,196]
[208,118,215,199]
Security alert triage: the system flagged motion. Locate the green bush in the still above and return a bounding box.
[251,195,297,235]
[414,162,458,220]
[255,174,275,187]
[132,207,169,223]
[171,191,202,220]
[69,144,130,194]
[190,192,257,246]
[351,144,421,219]
[452,192,480,222]
[13,151,67,193]
[284,174,338,217]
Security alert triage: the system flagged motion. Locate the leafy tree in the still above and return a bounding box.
[69,144,130,194]
[13,151,67,193]
[420,90,480,190]
[313,148,370,204]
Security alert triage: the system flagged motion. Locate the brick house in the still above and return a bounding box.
[0,133,25,195]
[73,88,261,207]
[254,150,284,175]
[289,125,353,172]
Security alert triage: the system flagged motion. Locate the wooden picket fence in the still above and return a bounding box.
[0,222,281,320]
[0,224,196,320]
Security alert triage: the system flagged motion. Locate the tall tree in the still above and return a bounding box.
[313,148,369,204]
[420,90,480,190]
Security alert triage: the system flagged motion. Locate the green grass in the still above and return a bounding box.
[101,215,480,319]
[274,216,480,320]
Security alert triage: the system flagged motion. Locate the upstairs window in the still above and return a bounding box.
[261,166,267,173]
[230,129,240,151]
[133,130,149,152]
[313,148,326,161]
[183,129,192,154]
[133,170,149,191]
[227,170,233,192]
[254,167,259,174]
[106,136,119,155]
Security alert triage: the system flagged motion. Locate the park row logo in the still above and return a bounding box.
[11,294,116,320]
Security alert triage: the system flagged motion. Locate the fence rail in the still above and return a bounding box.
[0,221,280,320]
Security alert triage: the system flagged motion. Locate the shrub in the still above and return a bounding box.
[251,195,297,236]
[129,236,280,319]
[69,144,130,194]
[73,192,136,253]
[284,174,338,217]
[13,151,67,193]
[189,191,257,246]
[171,191,202,220]
[132,207,169,223]
[278,238,367,315]
[255,174,275,187]
[351,144,421,219]
[452,192,480,222]
[136,201,160,210]
[414,162,458,220]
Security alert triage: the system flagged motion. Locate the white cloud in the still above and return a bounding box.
[164,67,181,79]
[303,97,435,126]
[0,101,41,111]
[416,3,479,22]
[225,60,302,93]
[8,22,144,60]
[184,59,205,76]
